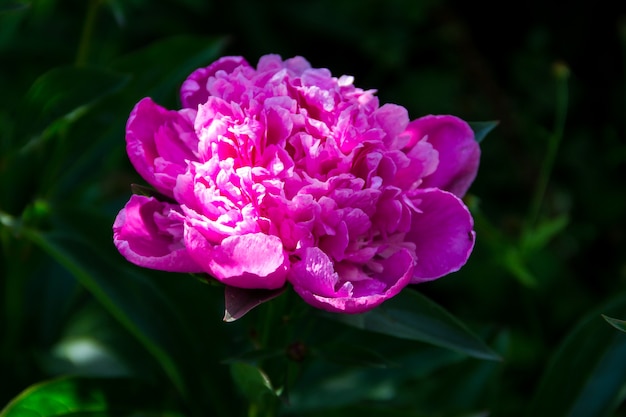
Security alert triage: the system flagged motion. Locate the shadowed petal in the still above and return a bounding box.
[408,188,475,283]
[113,195,202,273]
[289,247,414,313]
[126,97,196,198]
[404,115,480,197]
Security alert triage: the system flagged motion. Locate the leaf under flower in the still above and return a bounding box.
[223,285,287,322]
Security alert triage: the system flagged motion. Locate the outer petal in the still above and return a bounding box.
[180,56,250,109]
[113,194,202,273]
[408,188,475,283]
[185,228,288,290]
[404,115,480,197]
[289,247,414,314]
[126,97,196,198]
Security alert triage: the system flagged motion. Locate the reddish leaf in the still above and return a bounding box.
[223,285,286,322]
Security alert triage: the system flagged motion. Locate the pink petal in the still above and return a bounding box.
[126,97,196,198]
[289,247,346,298]
[289,247,414,314]
[404,115,480,197]
[408,188,475,283]
[374,103,409,145]
[180,56,250,109]
[113,195,202,273]
[393,140,439,191]
[184,228,288,289]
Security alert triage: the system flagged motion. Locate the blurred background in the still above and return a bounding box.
[1,0,626,416]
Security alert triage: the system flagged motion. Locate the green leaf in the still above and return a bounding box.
[521,214,569,254]
[40,301,158,379]
[469,120,499,143]
[323,288,501,361]
[110,35,228,105]
[230,362,278,406]
[602,314,626,333]
[0,1,29,14]
[19,221,227,416]
[526,295,626,417]
[22,229,185,387]
[317,343,395,368]
[19,66,130,142]
[503,246,538,287]
[0,376,185,417]
[287,344,463,413]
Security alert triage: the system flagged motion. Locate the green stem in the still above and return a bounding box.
[0,212,24,364]
[257,301,274,349]
[75,0,102,67]
[248,403,258,417]
[526,62,569,232]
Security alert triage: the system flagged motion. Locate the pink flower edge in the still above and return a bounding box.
[405,115,480,198]
[289,247,415,314]
[409,188,476,283]
[113,194,202,273]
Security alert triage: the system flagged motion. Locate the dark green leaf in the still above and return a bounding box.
[19,222,227,415]
[469,120,499,143]
[521,214,569,254]
[0,1,29,13]
[0,376,185,417]
[526,295,626,417]
[40,301,161,379]
[323,288,501,361]
[104,0,126,27]
[283,403,489,417]
[602,314,626,333]
[22,228,186,387]
[20,66,130,137]
[221,348,286,365]
[230,362,277,402]
[503,246,538,287]
[110,35,228,105]
[317,343,395,368]
[287,345,463,413]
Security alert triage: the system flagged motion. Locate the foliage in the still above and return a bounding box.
[1,0,625,416]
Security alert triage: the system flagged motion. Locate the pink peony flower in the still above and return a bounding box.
[113,54,480,314]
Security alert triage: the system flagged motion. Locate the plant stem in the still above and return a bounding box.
[75,0,102,67]
[0,212,24,366]
[526,62,569,232]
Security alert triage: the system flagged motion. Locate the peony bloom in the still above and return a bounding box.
[113,54,480,314]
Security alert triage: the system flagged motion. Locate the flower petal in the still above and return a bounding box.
[180,56,250,109]
[126,97,196,198]
[408,188,475,283]
[185,228,288,289]
[113,194,202,273]
[404,115,480,197]
[289,247,414,313]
